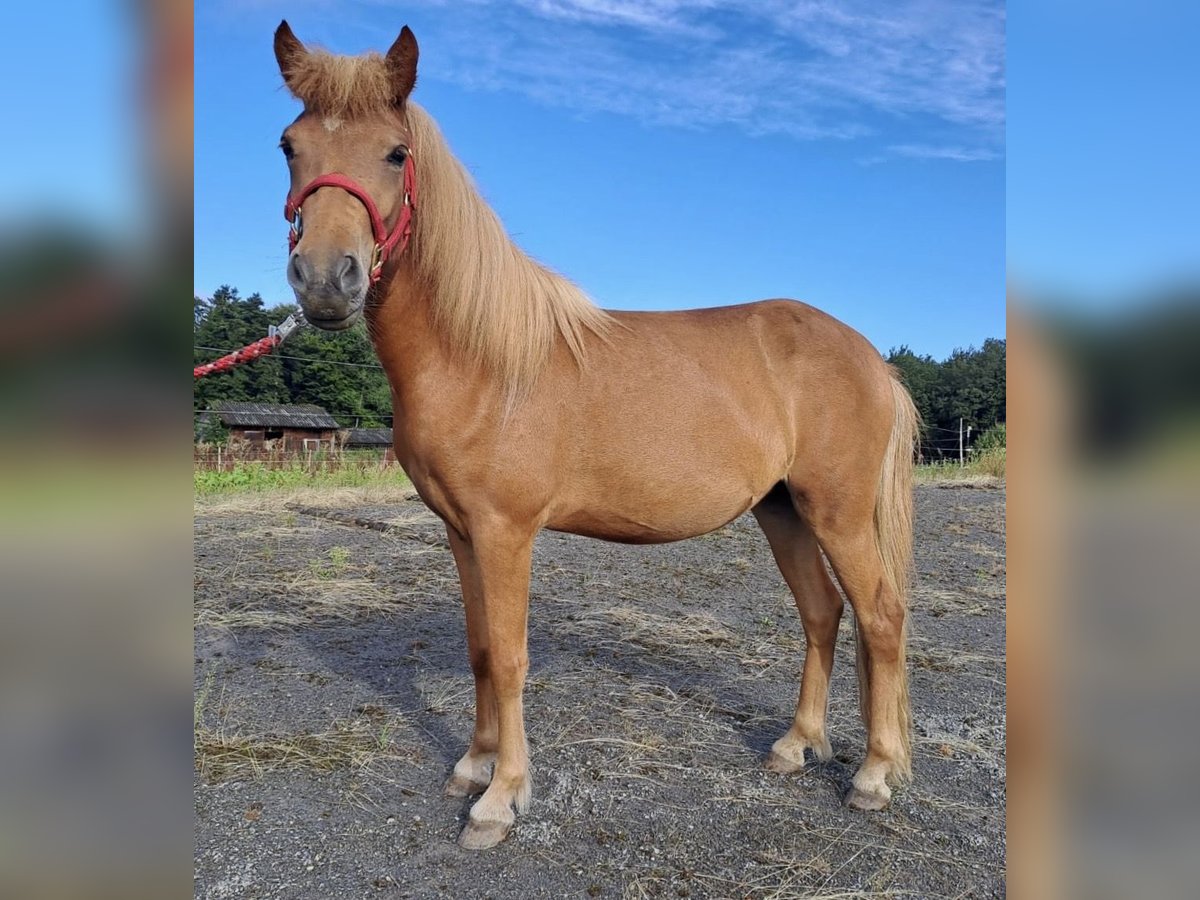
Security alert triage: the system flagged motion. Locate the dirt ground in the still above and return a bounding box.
[194,483,1005,899]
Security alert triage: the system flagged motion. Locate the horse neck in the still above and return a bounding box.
[365,265,491,415]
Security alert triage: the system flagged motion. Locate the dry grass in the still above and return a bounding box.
[917,729,1003,762]
[913,470,1002,487]
[913,587,989,618]
[195,539,429,629]
[556,600,812,681]
[194,501,458,628]
[195,713,416,782]
[678,841,935,900]
[195,483,420,517]
[563,605,738,660]
[194,671,417,782]
[913,449,1005,486]
[417,674,476,716]
[908,644,1004,675]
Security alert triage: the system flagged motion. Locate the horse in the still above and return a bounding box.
[271,20,919,850]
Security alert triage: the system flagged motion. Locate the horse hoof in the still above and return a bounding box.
[764,750,805,774]
[444,774,489,798]
[845,787,890,811]
[458,818,511,850]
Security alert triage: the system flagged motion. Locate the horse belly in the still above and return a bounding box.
[546,507,748,544]
[547,449,782,544]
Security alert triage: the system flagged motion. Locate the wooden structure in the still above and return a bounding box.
[201,402,338,451]
[341,427,396,463]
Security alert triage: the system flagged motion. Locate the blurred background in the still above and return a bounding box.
[1008,2,1200,899]
[0,1,191,897]
[0,0,1196,896]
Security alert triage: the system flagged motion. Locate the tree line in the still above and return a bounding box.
[887,338,1006,459]
[194,286,392,433]
[195,285,1005,456]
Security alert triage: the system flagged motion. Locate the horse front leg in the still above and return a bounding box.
[444,527,498,797]
[455,523,535,850]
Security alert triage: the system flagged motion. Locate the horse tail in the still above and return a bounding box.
[855,370,919,781]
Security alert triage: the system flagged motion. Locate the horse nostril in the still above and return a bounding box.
[287,252,314,292]
[336,255,364,294]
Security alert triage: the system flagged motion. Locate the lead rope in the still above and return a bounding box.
[193,312,306,379]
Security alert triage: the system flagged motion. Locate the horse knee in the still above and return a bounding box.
[803,608,841,645]
[468,646,491,679]
[799,582,843,640]
[488,651,528,693]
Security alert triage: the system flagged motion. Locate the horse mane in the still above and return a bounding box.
[405,103,612,397]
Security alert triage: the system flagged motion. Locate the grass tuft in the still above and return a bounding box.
[194,712,416,782]
[195,461,410,496]
[914,447,1005,485]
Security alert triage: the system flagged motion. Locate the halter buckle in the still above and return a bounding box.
[369,243,385,281]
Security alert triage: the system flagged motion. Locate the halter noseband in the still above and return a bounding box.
[283,152,417,285]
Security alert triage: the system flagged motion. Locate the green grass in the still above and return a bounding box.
[196,450,1004,497]
[915,447,1005,484]
[194,461,409,495]
[309,545,352,579]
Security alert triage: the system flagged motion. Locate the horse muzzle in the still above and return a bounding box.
[287,249,366,329]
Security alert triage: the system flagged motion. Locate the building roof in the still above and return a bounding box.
[342,427,394,446]
[206,402,339,430]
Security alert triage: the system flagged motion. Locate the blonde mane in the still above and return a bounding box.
[404,103,611,396]
[283,50,611,395]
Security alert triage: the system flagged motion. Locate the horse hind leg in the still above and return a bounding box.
[752,489,843,773]
[812,516,912,810]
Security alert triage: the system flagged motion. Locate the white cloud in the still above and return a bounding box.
[889,143,1001,162]
[313,0,1006,159]
[512,0,720,36]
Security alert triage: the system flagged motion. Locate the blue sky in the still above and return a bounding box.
[0,3,139,232]
[195,0,1006,359]
[1007,0,1200,306]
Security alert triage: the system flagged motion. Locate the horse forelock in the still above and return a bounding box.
[284,50,397,119]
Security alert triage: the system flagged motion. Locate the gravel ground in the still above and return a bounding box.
[194,483,1005,898]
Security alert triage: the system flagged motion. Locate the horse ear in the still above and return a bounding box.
[386,25,419,103]
[274,20,308,89]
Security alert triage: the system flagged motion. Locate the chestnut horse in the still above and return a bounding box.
[272,21,919,849]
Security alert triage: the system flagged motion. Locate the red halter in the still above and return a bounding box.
[284,152,417,285]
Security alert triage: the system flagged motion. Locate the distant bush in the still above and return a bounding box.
[196,418,229,446]
[915,445,1005,484]
[973,423,1006,453]
[974,446,1006,479]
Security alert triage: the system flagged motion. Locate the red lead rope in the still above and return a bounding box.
[193,334,285,378]
[194,313,303,379]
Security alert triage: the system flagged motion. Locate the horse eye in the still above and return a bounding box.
[387,146,409,166]
[279,139,294,160]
